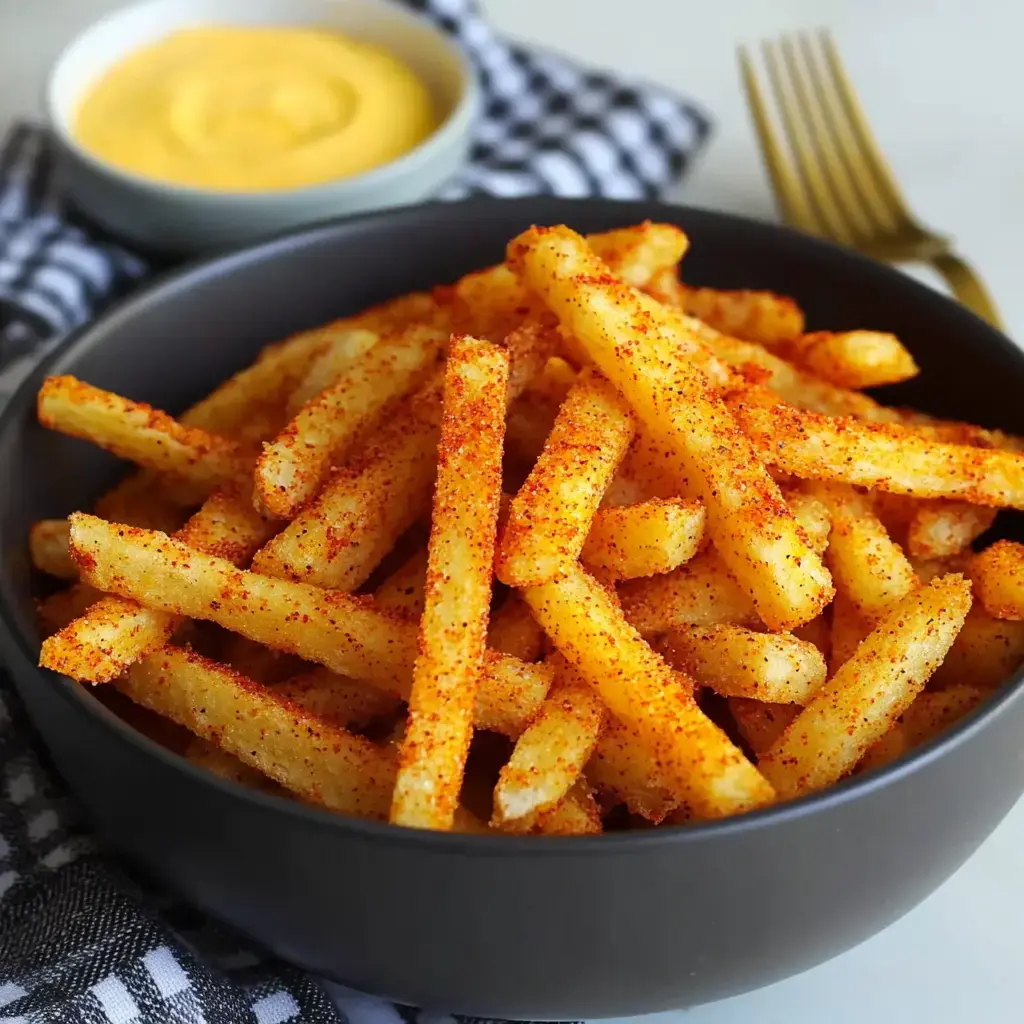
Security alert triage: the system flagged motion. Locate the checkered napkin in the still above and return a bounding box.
[0,2,710,1022]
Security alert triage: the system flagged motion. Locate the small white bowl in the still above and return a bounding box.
[46,0,478,253]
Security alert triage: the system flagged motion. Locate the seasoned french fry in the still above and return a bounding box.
[184,738,284,793]
[779,331,919,390]
[497,369,635,587]
[92,472,188,533]
[585,717,678,822]
[618,548,759,633]
[285,328,381,413]
[781,488,831,556]
[473,651,554,737]
[727,384,1024,507]
[37,376,253,490]
[487,594,545,662]
[276,668,402,730]
[391,338,507,830]
[493,660,606,822]
[500,778,603,835]
[116,645,395,817]
[809,482,917,625]
[523,564,775,817]
[728,698,800,759]
[41,486,277,682]
[256,326,445,518]
[252,372,443,589]
[858,685,988,773]
[969,540,1024,619]
[906,500,996,560]
[759,574,971,799]
[793,613,831,660]
[588,223,689,288]
[510,225,832,630]
[931,608,1024,689]
[373,548,429,618]
[503,323,563,399]
[828,589,872,676]
[29,519,76,579]
[580,498,706,580]
[668,278,805,345]
[219,634,303,685]
[36,582,103,636]
[659,625,827,704]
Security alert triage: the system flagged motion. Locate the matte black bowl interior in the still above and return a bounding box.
[2,198,1024,1020]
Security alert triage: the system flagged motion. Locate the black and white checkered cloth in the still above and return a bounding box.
[0,1,710,1021]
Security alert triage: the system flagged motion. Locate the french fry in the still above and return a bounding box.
[793,612,831,660]
[41,486,277,682]
[580,498,706,580]
[255,326,445,518]
[522,564,775,817]
[509,225,832,630]
[487,594,545,662]
[781,488,831,556]
[617,548,759,633]
[497,369,635,587]
[587,222,689,288]
[474,651,554,737]
[858,685,988,773]
[36,582,103,636]
[906,501,996,560]
[809,482,918,625]
[184,737,284,794]
[668,278,805,345]
[828,589,872,676]
[92,472,188,533]
[373,548,429,618]
[727,384,1024,507]
[37,376,253,491]
[115,645,395,817]
[391,338,507,830]
[503,323,563,399]
[29,519,77,579]
[931,608,1024,689]
[493,660,606,822]
[251,372,443,589]
[759,574,971,799]
[585,717,678,822]
[500,778,603,835]
[276,668,402,730]
[219,634,304,685]
[728,698,800,759]
[659,625,827,704]
[779,331,919,390]
[969,540,1024,619]
[285,328,381,413]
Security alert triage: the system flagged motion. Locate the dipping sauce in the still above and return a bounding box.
[72,26,440,191]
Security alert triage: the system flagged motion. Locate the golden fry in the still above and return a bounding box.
[373,548,429,618]
[37,376,252,490]
[500,778,603,835]
[906,500,996,560]
[969,540,1024,620]
[670,278,805,345]
[659,625,826,704]
[256,326,444,518]
[581,498,706,580]
[391,338,507,830]
[728,698,800,759]
[497,369,635,587]
[931,608,1024,689]
[29,519,76,579]
[780,331,918,390]
[487,594,546,662]
[285,328,381,413]
[184,738,284,794]
[509,225,832,630]
[759,574,971,799]
[728,384,1024,507]
[276,668,402,730]
[781,488,831,556]
[523,564,775,817]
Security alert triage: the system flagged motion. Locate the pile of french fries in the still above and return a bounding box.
[29,221,1024,835]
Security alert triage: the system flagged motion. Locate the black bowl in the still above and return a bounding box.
[2,198,1023,1020]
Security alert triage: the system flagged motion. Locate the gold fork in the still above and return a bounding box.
[739,31,1004,330]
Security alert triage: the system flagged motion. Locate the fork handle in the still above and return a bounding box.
[931,252,1004,332]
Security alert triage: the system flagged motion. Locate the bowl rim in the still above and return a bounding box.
[5,195,1024,857]
[43,0,480,202]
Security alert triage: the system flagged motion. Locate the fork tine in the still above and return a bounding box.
[738,46,820,234]
[815,30,912,232]
[762,39,854,245]
[780,34,875,242]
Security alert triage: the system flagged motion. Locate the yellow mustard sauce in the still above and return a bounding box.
[73,26,440,191]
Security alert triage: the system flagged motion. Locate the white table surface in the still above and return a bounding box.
[2,1,1023,1021]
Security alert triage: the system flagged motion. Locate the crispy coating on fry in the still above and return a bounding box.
[252,372,444,590]
[41,487,277,683]
[497,369,635,587]
[38,376,253,490]
[499,778,603,835]
[969,540,1024,620]
[581,497,706,580]
[906,500,996,560]
[728,698,800,760]
[116,645,395,817]
[659,625,827,704]
[285,328,381,413]
[667,278,805,346]
[184,738,285,794]
[373,548,429,619]
[618,547,760,633]
[523,564,775,817]
[780,331,919,390]
[780,488,831,556]
[931,608,1024,689]
[256,326,444,518]
[759,574,971,799]
[29,519,77,579]
[509,225,833,630]
[493,659,606,822]
[487,594,545,662]
[276,668,402,730]
[728,384,1024,507]
[36,582,103,636]
[391,338,508,830]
